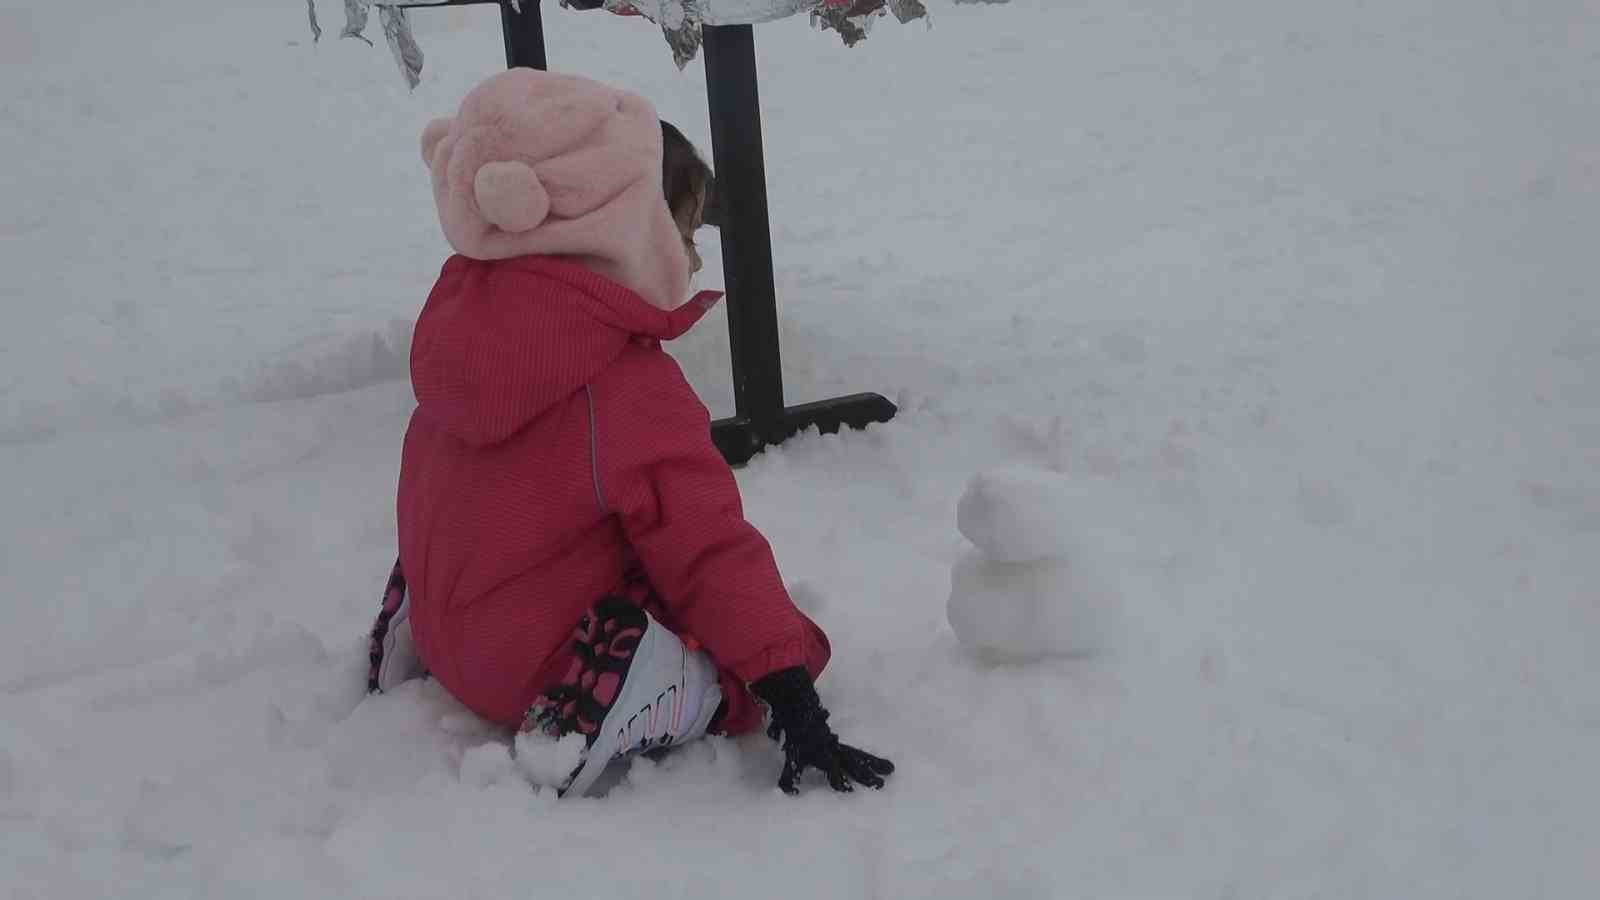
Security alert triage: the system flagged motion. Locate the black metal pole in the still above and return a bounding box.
[702,25,785,438]
[500,0,547,69]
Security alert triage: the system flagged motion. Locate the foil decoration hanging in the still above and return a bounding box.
[343,0,375,46]
[379,5,425,89]
[307,1,1009,85]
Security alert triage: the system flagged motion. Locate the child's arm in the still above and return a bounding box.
[594,351,895,794]
[592,353,827,686]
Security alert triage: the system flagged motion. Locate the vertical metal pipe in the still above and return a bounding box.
[500,1,547,69]
[703,24,785,431]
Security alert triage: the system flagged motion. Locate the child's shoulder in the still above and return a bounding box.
[594,341,691,396]
[590,343,707,428]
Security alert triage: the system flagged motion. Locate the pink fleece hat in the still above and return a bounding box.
[421,69,691,311]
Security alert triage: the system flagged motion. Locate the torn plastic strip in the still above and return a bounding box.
[378,5,425,89]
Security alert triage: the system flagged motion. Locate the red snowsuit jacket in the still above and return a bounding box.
[397,255,829,731]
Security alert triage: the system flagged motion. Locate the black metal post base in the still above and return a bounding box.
[711,392,897,467]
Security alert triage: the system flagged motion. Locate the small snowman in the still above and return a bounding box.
[946,466,1122,664]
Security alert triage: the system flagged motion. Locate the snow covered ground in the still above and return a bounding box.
[4,0,1599,896]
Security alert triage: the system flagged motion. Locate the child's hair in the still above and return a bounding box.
[660,121,718,226]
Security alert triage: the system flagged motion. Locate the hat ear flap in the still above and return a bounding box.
[420,117,453,168]
[474,160,550,233]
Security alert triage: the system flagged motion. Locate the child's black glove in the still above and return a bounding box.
[750,667,896,795]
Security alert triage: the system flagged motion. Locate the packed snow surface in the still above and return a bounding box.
[4,1,1599,898]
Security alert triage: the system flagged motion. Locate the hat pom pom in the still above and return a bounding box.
[474,160,549,234]
[420,117,453,167]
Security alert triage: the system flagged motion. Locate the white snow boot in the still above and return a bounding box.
[523,597,724,798]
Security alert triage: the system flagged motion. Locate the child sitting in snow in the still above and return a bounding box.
[367,69,893,798]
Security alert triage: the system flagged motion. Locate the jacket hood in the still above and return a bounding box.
[410,255,722,447]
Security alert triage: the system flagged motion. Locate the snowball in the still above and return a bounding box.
[956,466,1079,563]
[459,741,516,787]
[437,713,488,737]
[513,731,587,791]
[946,549,1120,664]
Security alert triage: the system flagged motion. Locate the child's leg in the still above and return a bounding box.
[620,570,763,735]
[610,564,803,737]
[710,669,765,736]
[524,596,725,797]
[368,559,427,694]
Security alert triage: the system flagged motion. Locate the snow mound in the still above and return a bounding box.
[512,730,586,791]
[948,467,1122,663]
[458,741,517,788]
